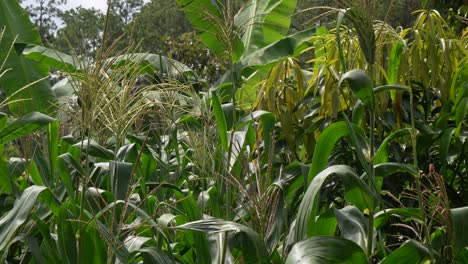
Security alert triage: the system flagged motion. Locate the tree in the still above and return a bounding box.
[102,0,144,50]
[22,0,67,44]
[54,7,104,57]
[131,0,192,53]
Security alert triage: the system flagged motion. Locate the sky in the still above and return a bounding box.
[23,0,109,13]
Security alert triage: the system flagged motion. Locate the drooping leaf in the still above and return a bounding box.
[286,236,367,264]
[72,139,114,160]
[373,162,420,192]
[178,219,270,264]
[109,161,133,201]
[0,0,56,116]
[176,0,226,57]
[380,240,431,264]
[307,121,369,183]
[439,127,456,164]
[235,0,297,57]
[339,69,375,110]
[374,208,423,230]
[334,206,369,253]
[0,185,47,251]
[451,206,468,253]
[217,28,316,85]
[109,53,200,82]
[374,128,412,164]
[0,112,54,144]
[294,165,377,243]
[15,43,83,72]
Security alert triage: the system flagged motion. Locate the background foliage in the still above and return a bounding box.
[0,0,467,263]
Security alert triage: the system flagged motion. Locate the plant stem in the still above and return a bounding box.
[367,111,376,261]
[409,83,434,260]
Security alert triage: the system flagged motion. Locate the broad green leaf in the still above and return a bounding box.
[315,208,337,236]
[286,236,367,264]
[58,153,86,177]
[56,203,78,264]
[374,208,423,230]
[109,161,133,201]
[374,128,412,164]
[235,0,296,57]
[47,120,59,185]
[139,247,175,264]
[388,42,405,85]
[439,127,456,164]
[238,27,315,70]
[72,139,114,160]
[294,165,377,243]
[340,69,375,110]
[0,0,56,116]
[212,93,229,150]
[31,148,50,186]
[380,240,431,264]
[0,185,47,251]
[178,219,270,264]
[373,162,420,192]
[176,0,226,57]
[334,206,369,252]
[237,110,275,164]
[51,78,75,107]
[452,206,468,252]
[307,121,368,183]
[15,43,83,72]
[217,28,316,85]
[0,159,12,193]
[373,84,410,94]
[109,53,200,82]
[0,112,54,144]
[175,192,211,263]
[57,154,77,201]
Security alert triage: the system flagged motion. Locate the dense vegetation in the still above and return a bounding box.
[0,0,467,263]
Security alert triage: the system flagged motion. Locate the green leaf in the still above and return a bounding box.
[286,236,367,264]
[307,121,368,183]
[373,84,410,94]
[235,0,296,57]
[178,219,270,264]
[340,69,375,110]
[373,162,420,192]
[380,240,431,264]
[451,206,468,253]
[51,78,75,106]
[109,161,133,201]
[176,0,226,57]
[212,93,229,150]
[315,208,337,236]
[0,112,54,144]
[47,120,59,185]
[0,0,56,116]
[439,127,456,164]
[374,128,412,164]
[335,206,369,252]
[294,165,377,243]
[388,42,405,85]
[56,203,77,264]
[72,139,114,160]
[0,185,47,251]
[374,208,423,230]
[139,247,175,264]
[109,53,200,82]
[15,43,83,72]
[217,28,316,85]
